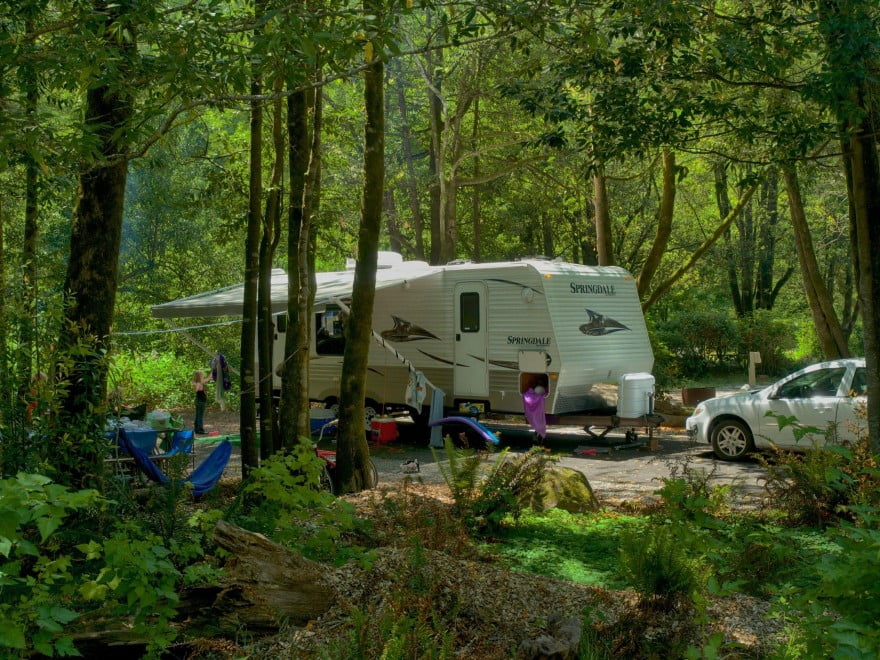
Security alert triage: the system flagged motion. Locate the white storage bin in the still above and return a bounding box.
[617,373,655,418]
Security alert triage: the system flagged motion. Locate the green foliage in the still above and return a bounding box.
[435,439,554,535]
[231,442,361,564]
[652,308,737,377]
[733,310,796,376]
[0,473,184,657]
[0,473,101,655]
[758,431,880,527]
[778,508,880,658]
[487,509,642,587]
[656,458,731,528]
[618,524,708,607]
[109,350,207,410]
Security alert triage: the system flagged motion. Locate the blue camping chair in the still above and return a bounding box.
[119,431,232,498]
[123,428,160,455]
[153,430,196,468]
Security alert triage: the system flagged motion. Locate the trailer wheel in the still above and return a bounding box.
[364,399,380,424]
[323,397,339,416]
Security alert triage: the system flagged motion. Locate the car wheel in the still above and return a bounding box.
[710,418,754,461]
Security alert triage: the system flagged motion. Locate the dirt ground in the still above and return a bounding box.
[179,401,769,509]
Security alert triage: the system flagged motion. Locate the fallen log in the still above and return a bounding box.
[208,519,338,631]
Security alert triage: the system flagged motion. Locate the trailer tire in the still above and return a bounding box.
[319,465,336,494]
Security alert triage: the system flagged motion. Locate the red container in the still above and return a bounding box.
[370,418,398,445]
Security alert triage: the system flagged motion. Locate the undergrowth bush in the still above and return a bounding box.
[777,507,880,657]
[435,439,554,535]
[109,350,209,410]
[0,473,190,657]
[228,442,362,564]
[759,433,880,527]
[618,524,708,609]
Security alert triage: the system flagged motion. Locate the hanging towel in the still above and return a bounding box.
[428,388,445,448]
[405,370,427,409]
[523,387,549,439]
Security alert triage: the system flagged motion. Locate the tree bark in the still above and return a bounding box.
[394,61,425,260]
[209,520,337,629]
[782,164,849,359]
[258,80,284,458]
[335,34,383,494]
[593,169,614,266]
[239,8,264,475]
[637,149,675,299]
[54,1,134,490]
[281,79,312,449]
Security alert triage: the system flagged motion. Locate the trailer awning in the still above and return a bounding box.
[150,261,436,319]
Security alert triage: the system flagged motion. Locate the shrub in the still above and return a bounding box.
[759,431,880,527]
[651,309,737,377]
[230,443,361,563]
[734,310,796,376]
[618,524,707,608]
[109,350,211,410]
[435,439,555,535]
[780,508,880,657]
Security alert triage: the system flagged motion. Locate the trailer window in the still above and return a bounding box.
[460,292,480,333]
[316,307,346,355]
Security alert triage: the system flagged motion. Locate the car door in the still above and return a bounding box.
[760,365,849,448]
[835,365,868,443]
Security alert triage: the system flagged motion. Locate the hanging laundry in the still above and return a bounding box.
[523,386,549,439]
[211,354,232,411]
[405,370,427,409]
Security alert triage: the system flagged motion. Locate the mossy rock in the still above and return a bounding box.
[525,466,599,514]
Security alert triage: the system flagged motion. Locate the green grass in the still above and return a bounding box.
[485,509,646,587]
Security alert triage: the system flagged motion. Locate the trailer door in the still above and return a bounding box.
[454,282,489,398]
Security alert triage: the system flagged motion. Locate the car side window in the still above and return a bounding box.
[776,367,847,399]
[849,367,868,397]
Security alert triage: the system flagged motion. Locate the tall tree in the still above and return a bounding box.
[239,0,265,475]
[335,12,384,494]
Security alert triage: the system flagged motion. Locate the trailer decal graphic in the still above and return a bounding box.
[579,309,630,336]
[380,316,440,342]
[417,349,467,367]
[484,279,544,296]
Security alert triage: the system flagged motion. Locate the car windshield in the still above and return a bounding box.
[776,367,847,399]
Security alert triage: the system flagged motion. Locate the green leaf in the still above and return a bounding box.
[0,620,26,649]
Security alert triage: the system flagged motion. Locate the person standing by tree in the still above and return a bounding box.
[192,370,210,434]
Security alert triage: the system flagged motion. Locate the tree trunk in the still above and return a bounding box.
[394,61,425,260]
[782,164,849,359]
[471,96,482,261]
[258,81,284,458]
[643,179,760,311]
[817,0,880,451]
[637,149,675,299]
[281,80,312,449]
[716,162,745,315]
[593,169,614,266]
[21,42,38,391]
[335,34,383,494]
[426,30,444,265]
[756,170,783,309]
[53,2,134,490]
[846,112,880,450]
[239,17,263,475]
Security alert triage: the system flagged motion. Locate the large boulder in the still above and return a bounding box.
[525,466,599,514]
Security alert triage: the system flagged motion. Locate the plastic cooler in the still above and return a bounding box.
[617,373,655,418]
[309,408,337,435]
[370,418,398,445]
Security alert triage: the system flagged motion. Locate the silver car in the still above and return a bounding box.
[686,358,867,460]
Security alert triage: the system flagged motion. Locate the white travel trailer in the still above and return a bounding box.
[151,253,654,418]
